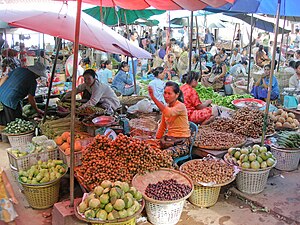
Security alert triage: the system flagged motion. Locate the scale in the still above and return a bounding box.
[282,88,298,109]
[83,115,130,139]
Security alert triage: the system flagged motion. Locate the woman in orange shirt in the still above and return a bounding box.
[148,81,190,158]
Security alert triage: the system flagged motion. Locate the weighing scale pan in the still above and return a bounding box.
[92,116,116,127]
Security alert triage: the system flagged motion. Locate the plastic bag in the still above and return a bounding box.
[32,135,48,146]
[136,99,153,113]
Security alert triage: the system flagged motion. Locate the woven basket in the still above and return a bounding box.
[270,146,300,171]
[20,174,64,209]
[131,168,194,225]
[189,185,221,208]
[236,168,271,194]
[6,131,34,147]
[10,164,24,191]
[180,159,236,208]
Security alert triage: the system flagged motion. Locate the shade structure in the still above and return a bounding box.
[208,22,226,29]
[54,0,235,11]
[205,0,300,16]
[83,6,165,26]
[170,17,190,27]
[0,3,151,58]
[223,13,291,33]
[135,19,159,27]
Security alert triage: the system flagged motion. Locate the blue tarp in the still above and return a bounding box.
[205,0,300,17]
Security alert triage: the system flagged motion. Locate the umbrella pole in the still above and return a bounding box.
[195,15,202,77]
[277,16,286,72]
[231,23,238,52]
[42,38,61,124]
[70,0,82,207]
[247,14,254,93]
[261,0,281,145]
[188,11,194,77]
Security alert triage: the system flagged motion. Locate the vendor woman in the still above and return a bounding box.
[0,62,45,125]
[251,64,279,101]
[181,72,218,125]
[63,69,120,112]
[148,81,190,158]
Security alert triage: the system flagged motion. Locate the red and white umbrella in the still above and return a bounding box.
[0,3,151,58]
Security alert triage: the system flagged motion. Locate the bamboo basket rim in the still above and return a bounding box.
[131,168,194,204]
[18,164,68,187]
[271,145,300,153]
[3,130,35,136]
[74,198,145,224]
[179,159,237,187]
[223,154,277,172]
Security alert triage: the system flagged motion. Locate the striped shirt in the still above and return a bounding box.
[0,67,37,110]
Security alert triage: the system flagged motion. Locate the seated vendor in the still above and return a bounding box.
[255,45,270,68]
[251,64,279,101]
[148,81,190,159]
[201,54,227,91]
[111,61,140,96]
[63,69,120,112]
[289,61,300,90]
[181,72,218,125]
[148,67,166,105]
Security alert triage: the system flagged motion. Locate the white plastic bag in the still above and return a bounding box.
[136,99,153,113]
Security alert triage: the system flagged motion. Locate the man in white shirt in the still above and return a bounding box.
[209,43,218,57]
[294,29,300,48]
[129,31,139,80]
[230,48,242,67]
[289,61,300,89]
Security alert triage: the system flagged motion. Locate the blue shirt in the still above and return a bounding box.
[111,70,133,95]
[96,68,113,85]
[0,67,37,109]
[149,78,166,104]
[264,76,280,98]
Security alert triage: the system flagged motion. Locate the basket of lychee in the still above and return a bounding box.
[75,180,144,224]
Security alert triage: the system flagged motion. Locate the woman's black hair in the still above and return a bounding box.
[289,60,296,68]
[165,81,184,103]
[101,60,112,69]
[152,67,164,77]
[214,53,221,59]
[118,61,128,71]
[259,45,264,51]
[295,61,300,69]
[181,71,200,85]
[211,42,215,47]
[83,69,96,79]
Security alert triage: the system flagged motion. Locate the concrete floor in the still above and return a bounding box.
[0,141,299,225]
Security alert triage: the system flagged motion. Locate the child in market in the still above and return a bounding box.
[0,167,18,225]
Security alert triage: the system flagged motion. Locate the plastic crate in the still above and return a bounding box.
[6,131,34,147]
[7,148,59,171]
[58,138,93,167]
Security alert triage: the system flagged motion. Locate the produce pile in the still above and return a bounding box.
[275,131,300,149]
[22,103,54,119]
[195,84,252,109]
[75,134,173,190]
[270,109,299,130]
[57,101,105,115]
[55,131,91,155]
[145,179,191,201]
[40,117,81,139]
[119,96,149,106]
[78,181,142,221]
[180,158,235,185]
[208,108,275,138]
[224,145,276,170]
[8,135,57,158]
[18,159,66,184]
[3,118,34,134]
[195,127,246,150]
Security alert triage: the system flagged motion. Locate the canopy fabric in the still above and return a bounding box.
[135,19,159,27]
[205,0,300,17]
[55,0,235,11]
[223,13,291,33]
[0,4,151,58]
[83,6,165,26]
[170,17,189,27]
